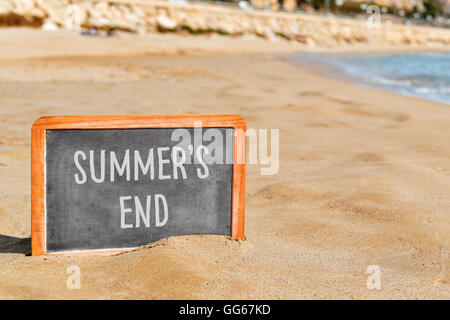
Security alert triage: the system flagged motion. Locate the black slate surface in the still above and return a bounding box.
[45,128,234,252]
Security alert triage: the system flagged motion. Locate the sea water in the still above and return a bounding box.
[292,51,450,105]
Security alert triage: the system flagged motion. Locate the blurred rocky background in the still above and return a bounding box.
[0,0,449,48]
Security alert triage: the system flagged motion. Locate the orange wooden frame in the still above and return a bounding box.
[31,115,246,256]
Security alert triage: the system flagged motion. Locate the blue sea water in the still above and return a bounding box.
[292,51,450,105]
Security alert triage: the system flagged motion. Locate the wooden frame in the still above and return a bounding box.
[31,115,246,256]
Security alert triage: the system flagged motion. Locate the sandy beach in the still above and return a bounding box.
[0,28,449,299]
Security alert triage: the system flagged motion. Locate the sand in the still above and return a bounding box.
[0,28,449,299]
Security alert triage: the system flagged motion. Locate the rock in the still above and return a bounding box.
[36,0,67,26]
[250,19,265,37]
[217,17,240,35]
[88,2,108,20]
[156,14,177,31]
[89,16,113,28]
[65,4,86,30]
[0,0,14,15]
[109,4,123,19]
[1,0,44,27]
[124,11,143,26]
[306,37,316,47]
[41,19,59,31]
[205,15,219,31]
[238,18,251,33]
[131,5,145,19]
[289,20,301,34]
[193,14,208,31]
[269,17,280,33]
[26,7,45,19]
[16,0,41,14]
[263,26,277,41]
[181,13,207,33]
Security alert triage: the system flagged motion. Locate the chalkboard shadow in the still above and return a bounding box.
[0,235,31,255]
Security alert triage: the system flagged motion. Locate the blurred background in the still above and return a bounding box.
[1,0,449,29]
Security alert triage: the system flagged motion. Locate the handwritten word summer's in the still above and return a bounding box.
[72,146,210,229]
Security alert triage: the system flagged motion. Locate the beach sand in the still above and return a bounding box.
[0,28,449,299]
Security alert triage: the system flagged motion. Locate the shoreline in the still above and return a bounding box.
[287,51,450,105]
[3,28,447,105]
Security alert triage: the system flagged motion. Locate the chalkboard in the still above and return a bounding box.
[31,115,246,256]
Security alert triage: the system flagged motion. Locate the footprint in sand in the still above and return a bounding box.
[353,152,385,163]
[251,182,331,203]
[298,90,362,107]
